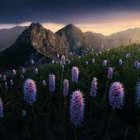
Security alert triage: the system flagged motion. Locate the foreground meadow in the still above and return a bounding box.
[0,44,140,140]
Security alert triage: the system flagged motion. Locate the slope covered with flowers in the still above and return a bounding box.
[0,44,140,140]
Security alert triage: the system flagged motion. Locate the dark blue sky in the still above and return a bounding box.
[0,0,140,24]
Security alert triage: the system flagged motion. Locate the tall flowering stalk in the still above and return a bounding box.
[3,75,6,81]
[136,80,140,107]
[92,59,95,64]
[135,61,139,68]
[12,69,17,76]
[106,82,125,136]
[136,80,140,140]
[49,74,55,93]
[63,79,69,140]
[0,98,4,118]
[20,74,24,79]
[4,82,8,93]
[119,59,123,65]
[31,59,34,65]
[23,79,37,105]
[34,68,39,75]
[90,78,98,97]
[60,55,66,65]
[42,80,47,87]
[71,66,79,83]
[10,79,14,86]
[70,90,84,127]
[21,67,26,74]
[70,90,84,140]
[104,67,113,101]
[109,82,125,109]
[107,67,113,79]
[103,60,107,66]
[86,61,89,66]
[63,79,69,97]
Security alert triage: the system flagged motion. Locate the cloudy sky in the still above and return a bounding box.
[1,0,140,35]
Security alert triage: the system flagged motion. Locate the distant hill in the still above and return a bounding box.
[84,32,107,49]
[0,26,26,51]
[108,28,140,47]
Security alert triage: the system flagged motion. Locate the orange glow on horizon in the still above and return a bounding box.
[1,13,140,35]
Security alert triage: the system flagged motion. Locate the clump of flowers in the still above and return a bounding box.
[0,98,4,118]
[70,90,85,127]
[71,66,79,83]
[107,67,114,79]
[23,79,37,105]
[49,74,55,93]
[109,82,125,109]
[90,78,98,97]
[63,79,69,96]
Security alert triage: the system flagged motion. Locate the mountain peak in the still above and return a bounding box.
[65,24,78,29]
[29,22,43,28]
[56,24,81,34]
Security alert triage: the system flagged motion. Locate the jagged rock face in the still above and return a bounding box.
[3,22,138,69]
[0,23,69,69]
[19,23,68,58]
[56,24,88,52]
[28,23,68,58]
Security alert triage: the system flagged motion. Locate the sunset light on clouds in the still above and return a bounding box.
[1,11,140,35]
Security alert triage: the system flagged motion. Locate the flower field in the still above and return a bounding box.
[0,44,140,140]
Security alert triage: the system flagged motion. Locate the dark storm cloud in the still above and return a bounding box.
[0,0,140,24]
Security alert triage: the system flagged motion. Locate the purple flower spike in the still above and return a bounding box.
[107,67,113,79]
[49,74,56,93]
[0,98,4,118]
[109,82,125,109]
[136,80,140,107]
[71,66,79,83]
[23,79,37,105]
[90,78,98,97]
[70,90,85,128]
[63,79,69,96]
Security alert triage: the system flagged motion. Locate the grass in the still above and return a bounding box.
[0,44,140,140]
